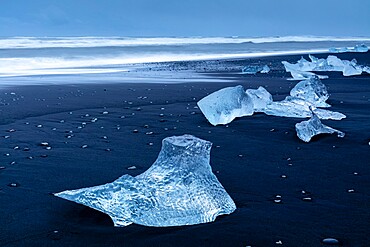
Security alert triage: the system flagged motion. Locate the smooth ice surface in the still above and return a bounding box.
[197,85,253,126]
[295,113,345,142]
[329,44,369,53]
[282,55,368,77]
[246,86,273,111]
[289,76,330,107]
[55,135,236,227]
[242,65,270,74]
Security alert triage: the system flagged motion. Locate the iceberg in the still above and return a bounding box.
[295,112,345,142]
[289,76,330,107]
[329,44,369,53]
[242,65,270,74]
[197,85,254,126]
[246,86,273,111]
[55,135,236,227]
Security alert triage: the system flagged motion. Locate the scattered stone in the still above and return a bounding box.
[322,238,339,245]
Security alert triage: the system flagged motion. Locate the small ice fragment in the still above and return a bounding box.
[329,44,369,53]
[55,135,236,227]
[260,65,270,74]
[295,112,345,142]
[241,65,270,74]
[241,65,261,74]
[197,85,253,126]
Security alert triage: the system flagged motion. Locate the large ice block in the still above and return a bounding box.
[55,135,236,227]
[246,86,273,111]
[197,85,254,126]
[289,76,330,107]
[295,112,345,142]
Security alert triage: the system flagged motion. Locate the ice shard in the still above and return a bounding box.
[242,65,270,74]
[263,97,346,120]
[295,112,345,142]
[246,86,273,112]
[260,65,271,74]
[197,85,253,126]
[288,70,328,80]
[289,76,330,107]
[55,135,236,227]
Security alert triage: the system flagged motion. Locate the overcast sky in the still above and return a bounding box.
[0,0,369,37]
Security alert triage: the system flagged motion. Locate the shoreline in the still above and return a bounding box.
[0,52,369,246]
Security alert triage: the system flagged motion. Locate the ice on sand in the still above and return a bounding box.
[245,86,273,112]
[242,65,270,74]
[197,85,254,126]
[295,112,345,142]
[55,135,236,227]
[282,55,367,77]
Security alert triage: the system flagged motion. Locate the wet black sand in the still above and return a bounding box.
[0,52,369,246]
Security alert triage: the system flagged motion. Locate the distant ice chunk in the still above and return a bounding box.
[55,135,236,227]
[283,55,368,78]
[289,76,330,107]
[246,86,273,111]
[329,44,369,53]
[197,85,253,126]
[295,112,345,142]
[260,65,271,74]
[242,65,270,74]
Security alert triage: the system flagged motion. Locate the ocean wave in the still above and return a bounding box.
[1,36,370,49]
[0,49,328,77]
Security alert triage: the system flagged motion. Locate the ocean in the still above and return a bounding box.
[0,36,369,84]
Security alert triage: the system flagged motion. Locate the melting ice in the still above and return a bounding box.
[55,135,236,227]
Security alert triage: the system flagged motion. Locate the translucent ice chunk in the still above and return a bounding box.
[289,76,330,107]
[242,65,270,74]
[295,113,345,142]
[288,70,328,80]
[283,55,367,78]
[246,86,273,111]
[197,85,254,126]
[263,97,346,120]
[55,135,236,227]
[260,65,271,74]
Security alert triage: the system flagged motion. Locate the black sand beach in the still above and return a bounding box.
[0,52,369,246]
